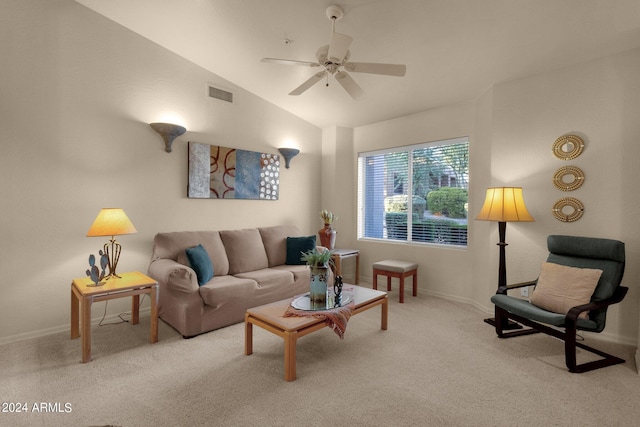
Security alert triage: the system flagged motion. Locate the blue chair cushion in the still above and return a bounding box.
[491,294,598,331]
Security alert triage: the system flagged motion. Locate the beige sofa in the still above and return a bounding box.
[148,225,317,337]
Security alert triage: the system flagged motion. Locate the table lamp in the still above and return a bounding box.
[86,208,137,280]
[476,187,534,327]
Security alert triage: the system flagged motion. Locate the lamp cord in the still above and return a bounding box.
[97,294,147,326]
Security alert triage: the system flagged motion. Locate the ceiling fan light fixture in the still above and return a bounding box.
[261,3,406,99]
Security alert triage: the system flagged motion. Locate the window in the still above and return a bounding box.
[357,137,469,246]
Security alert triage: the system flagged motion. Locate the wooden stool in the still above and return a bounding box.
[372,260,418,303]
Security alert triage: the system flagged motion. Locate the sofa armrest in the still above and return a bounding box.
[148,258,199,294]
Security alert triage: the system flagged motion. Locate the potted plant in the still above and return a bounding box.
[301,248,334,309]
[318,209,338,249]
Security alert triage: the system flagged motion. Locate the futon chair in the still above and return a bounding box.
[491,235,628,373]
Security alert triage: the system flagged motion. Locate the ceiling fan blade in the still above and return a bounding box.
[327,32,353,63]
[344,62,406,77]
[289,71,326,96]
[334,71,364,99]
[261,58,320,67]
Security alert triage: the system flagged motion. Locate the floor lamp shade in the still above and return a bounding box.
[476,187,534,223]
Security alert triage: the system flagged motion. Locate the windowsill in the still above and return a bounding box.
[357,237,468,251]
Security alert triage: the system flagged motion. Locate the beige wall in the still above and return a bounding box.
[345,50,640,346]
[489,50,640,344]
[0,0,321,342]
[2,1,639,349]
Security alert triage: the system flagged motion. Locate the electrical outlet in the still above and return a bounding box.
[520,287,529,297]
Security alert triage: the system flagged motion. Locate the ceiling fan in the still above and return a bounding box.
[261,5,406,99]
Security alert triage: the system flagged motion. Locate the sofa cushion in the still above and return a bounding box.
[220,228,269,274]
[259,225,303,267]
[530,262,602,319]
[185,244,214,286]
[152,231,229,276]
[235,268,295,289]
[198,276,258,308]
[274,264,311,282]
[285,235,316,265]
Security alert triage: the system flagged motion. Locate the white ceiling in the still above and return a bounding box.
[75,0,640,129]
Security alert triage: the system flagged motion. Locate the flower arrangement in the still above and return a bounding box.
[301,248,334,274]
[320,209,337,225]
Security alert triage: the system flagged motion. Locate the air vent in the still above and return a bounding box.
[208,85,233,103]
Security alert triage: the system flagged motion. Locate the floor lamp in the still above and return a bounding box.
[476,187,534,328]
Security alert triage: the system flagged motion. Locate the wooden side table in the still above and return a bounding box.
[331,249,360,284]
[70,271,159,363]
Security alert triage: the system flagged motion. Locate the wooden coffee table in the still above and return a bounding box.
[244,285,387,381]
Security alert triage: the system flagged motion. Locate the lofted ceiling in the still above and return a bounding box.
[75,0,640,129]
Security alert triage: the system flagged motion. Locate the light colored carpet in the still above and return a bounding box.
[1,288,639,427]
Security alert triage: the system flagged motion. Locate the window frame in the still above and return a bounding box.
[357,136,469,247]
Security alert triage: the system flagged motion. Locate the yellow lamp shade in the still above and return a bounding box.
[476,187,534,222]
[86,208,137,237]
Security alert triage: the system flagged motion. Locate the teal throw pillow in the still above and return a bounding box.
[286,235,317,265]
[185,244,214,286]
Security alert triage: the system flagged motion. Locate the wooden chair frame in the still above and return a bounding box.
[494,281,628,373]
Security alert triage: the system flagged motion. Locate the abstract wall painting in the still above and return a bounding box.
[188,141,280,200]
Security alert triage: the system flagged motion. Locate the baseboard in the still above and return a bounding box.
[584,329,637,347]
[0,307,151,346]
[422,289,488,313]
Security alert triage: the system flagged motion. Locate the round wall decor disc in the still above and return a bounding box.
[552,135,584,160]
[552,197,584,222]
[552,166,585,191]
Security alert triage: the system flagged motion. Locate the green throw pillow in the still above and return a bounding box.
[185,244,214,286]
[286,235,316,265]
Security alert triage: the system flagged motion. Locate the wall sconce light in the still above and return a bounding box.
[278,148,300,169]
[150,122,187,153]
